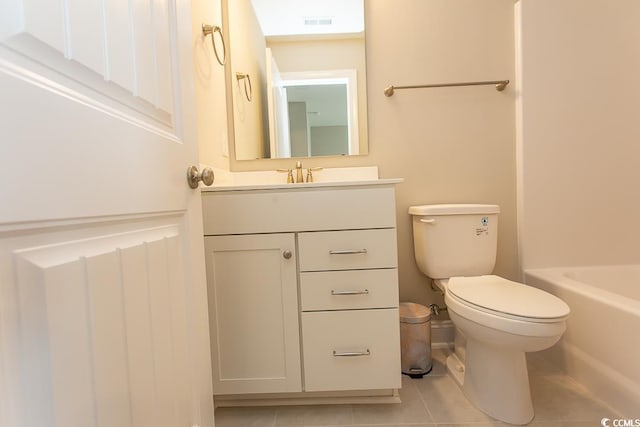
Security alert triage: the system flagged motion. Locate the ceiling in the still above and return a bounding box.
[250,0,364,37]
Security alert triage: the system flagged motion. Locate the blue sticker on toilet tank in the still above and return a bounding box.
[481,217,489,226]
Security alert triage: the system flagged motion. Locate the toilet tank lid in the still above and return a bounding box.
[408,204,500,216]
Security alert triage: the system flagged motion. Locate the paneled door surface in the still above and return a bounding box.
[0,1,214,426]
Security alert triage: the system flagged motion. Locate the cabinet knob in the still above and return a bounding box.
[282,250,292,259]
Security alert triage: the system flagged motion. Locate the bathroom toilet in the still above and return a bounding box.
[409,204,570,425]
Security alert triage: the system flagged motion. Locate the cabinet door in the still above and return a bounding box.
[205,234,301,394]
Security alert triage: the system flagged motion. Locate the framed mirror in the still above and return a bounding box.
[224,0,368,161]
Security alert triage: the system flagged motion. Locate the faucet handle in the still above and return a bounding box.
[306,167,323,183]
[277,168,294,183]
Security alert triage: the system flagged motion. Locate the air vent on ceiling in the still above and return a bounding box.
[304,16,333,26]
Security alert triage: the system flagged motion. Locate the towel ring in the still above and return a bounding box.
[201,24,226,66]
[236,72,252,102]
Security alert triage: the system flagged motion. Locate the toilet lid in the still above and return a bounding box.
[447,275,570,320]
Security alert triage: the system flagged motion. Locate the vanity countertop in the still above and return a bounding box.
[201,178,403,192]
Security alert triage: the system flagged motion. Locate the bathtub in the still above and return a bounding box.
[525,265,640,416]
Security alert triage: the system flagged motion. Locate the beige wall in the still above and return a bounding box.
[518,0,640,270]
[227,0,268,160]
[366,0,518,306]
[221,0,518,308]
[192,0,229,169]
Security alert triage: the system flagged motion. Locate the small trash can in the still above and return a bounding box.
[399,302,432,378]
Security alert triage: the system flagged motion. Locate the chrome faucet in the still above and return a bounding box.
[295,161,304,183]
[278,162,320,183]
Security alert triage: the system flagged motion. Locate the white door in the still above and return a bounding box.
[0,1,214,427]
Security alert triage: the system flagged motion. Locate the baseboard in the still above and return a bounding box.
[214,389,400,407]
[431,319,454,346]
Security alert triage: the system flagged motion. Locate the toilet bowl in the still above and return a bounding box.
[409,204,570,425]
[438,276,568,424]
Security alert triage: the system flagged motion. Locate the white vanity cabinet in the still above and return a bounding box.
[202,181,402,401]
[204,233,301,395]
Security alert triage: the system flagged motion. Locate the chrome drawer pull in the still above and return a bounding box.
[331,289,369,296]
[329,249,368,255]
[333,349,371,357]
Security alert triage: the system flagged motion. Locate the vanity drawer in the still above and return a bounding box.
[300,269,398,311]
[301,309,401,392]
[298,229,397,272]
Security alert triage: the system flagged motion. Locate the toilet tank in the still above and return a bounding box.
[408,204,500,279]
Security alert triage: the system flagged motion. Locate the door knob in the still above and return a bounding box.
[187,166,214,188]
[283,250,292,259]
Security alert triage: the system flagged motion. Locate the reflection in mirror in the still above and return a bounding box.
[271,70,359,158]
[226,0,368,160]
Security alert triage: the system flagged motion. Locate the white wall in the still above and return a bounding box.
[518,0,640,270]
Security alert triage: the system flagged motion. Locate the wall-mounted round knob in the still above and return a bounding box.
[283,250,292,259]
[187,166,214,189]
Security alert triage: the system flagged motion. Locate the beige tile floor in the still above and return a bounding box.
[213,347,620,426]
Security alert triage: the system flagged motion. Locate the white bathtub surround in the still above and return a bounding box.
[525,266,640,418]
[517,1,640,420]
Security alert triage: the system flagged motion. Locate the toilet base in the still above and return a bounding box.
[454,337,534,425]
[445,352,465,387]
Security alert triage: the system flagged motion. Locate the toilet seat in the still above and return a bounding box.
[448,275,570,322]
[445,291,567,338]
